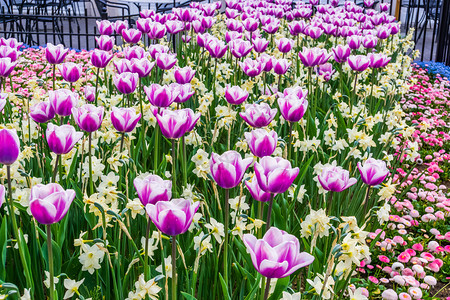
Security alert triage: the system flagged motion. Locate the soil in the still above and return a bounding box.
[428,280,450,299]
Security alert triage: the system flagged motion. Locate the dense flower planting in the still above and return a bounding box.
[0,0,448,299]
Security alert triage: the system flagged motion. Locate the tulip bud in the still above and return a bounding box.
[49,89,79,117]
[58,62,82,83]
[111,107,141,133]
[134,174,172,206]
[254,156,299,194]
[245,129,278,158]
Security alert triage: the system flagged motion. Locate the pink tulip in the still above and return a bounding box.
[239,58,263,77]
[45,43,68,64]
[123,46,148,60]
[91,49,113,68]
[273,58,291,75]
[49,89,79,117]
[72,104,104,132]
[254,156,299,194]
[210,151,253,189]
[147,22,167,40]
[0,129,20,165]
[224,85,248,105]
[318,166,357,192]
[58,62,82,83]
[230,39,254,58]
[111,107,141,133]
[240,103,277,128]
[298,47,330,67]
[46,123,83,155]
[134,174,172,206]
[95,35,114,51]
[245,129,278,158]
[347,55,370,72]
[278,92,308,123]
[96,20,113,35]
[113,20,128,35]
[30,101,55,123]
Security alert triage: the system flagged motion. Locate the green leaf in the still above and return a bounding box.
[181,292,198,300]
[218,273,231,300]
[0,218,7,279]
[244,274,261,300]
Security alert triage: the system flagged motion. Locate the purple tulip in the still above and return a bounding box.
[134,174,172,206]
[146,198,200,236]
[315,63,335,81]
[156,53,177,70]
[156,108,199,139]
[273,58,291,75]
[347,35,361,50]
[45,43,68,65]
[147,22,167,40]
[252,37,269,53]
[242,17,259,32]
[111,107,141,133]
[46,123,83,155]
[276,38,294,53]
[262,22,279,35]
[239,58,263,77]
[85,86,95,103]
[278,92,308,123]
[298,47,331,67]
[0,37,22,50]
[91,49,113,69]
[210,151,253,189]
[144,84,179,107]
[172,83,195,103]
[124,46,149,60]
[165,20,185,35]
[318,165,357,192]
[136,18,152,33]
[174,66,196,84]
[122,28,142,44]
[364,0,375,7]
[258,54,274,72]
[380,3,390,11]
[307,26,324,39]
[243,227,314,278]
[240,103,277,128]
[368,53,391,69]
[224,85,248,105]
[0,57,17,77]
[113,20,129,35]
[0,45,21,62]
[140,9,155,19]
[226,19,244,32]
[230,39,254,59]
[245,129,278,158]
[95,35,115,51]
[30,101,55,123]
[72,104,104,132]
[0,93,6,112]
[96,20,113,35]
[376,26,391,39]
[347,55,370,72]
[197,33,212,48]
[113,72,139,94]
[254,156,299,194]
[114,59,131,74]
[130,58,155,78]
[225,31,242,43]
[49,89,79,117]
[29,183,75,225]
[288,21,307,36]
[58,62,82,83]
[0,128,20,165]
[332,45,351,63]
[362,35,378,49]
[245,179,272,202]
[357,158,389,186]
[206,39,228,59]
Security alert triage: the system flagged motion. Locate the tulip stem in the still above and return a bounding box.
[287,122,293,161]
[154,118,160,174]
[6,166,34,293]
[172,139,177,197]
[223,188,230,288]
[171,236,177,300]
[144,216,151,280]
[52,64,56,91]
[263,277,271,300]
[52,154,60,183]
[120,132,125,153]
[46,224,54,300]
[363,187,371,219]
[265,194,274,232]
[182,135,187,188]
[94,67,100,106]
[88,132,93,195]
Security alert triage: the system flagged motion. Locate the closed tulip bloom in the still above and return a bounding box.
[347,55,370,72]
[0,37,23,50]
[130,58,155,78]
[96,20,113,35]
[380,3,390,11]
[146,198,200,236]
[332,45,351,63]
[230,39,254,58]
[91,49,113,68]
[224,85,248,105]
[134,174,172,206]
[30,101,55,123]
[262,22,279,34]
[288,21,307,36]
[95,35,114,51]
[46,123,83,155]
[58,62,82,83]
[243,227,314,278]
[242,17,259,32]
[225,31,242,43]
[245,179,272,202]
[144,84,179,107]
[315,63,335,81]
[122,28,142,44]
[362,35,378,49]
[245,129,277,158]
[174,66,196,84]
[197,33,212,48]
[278,93,308,123]
[226,19,244,32]
[172,83,195,103]
[0,129,20,165]
[156,53,177,70]
[368,53,391,68]
[140,8,155,18]
[357,158,389,186]
[252,37,269,53]
[259,54,274,72]
[273,58,291,75]
[111,107,141,133]
[147,22,167,40]
[113,20,129,35]
[307,26,324,39]
[0,45,21,62]
[201,16,215,29]
[165,20,185,35]
[49,89,79,117]
[114,59,131,74]
[179,108,200,133]
[298,47,331,67]
[239,58,263,77]
[376,26,391,39]
[156,109,189,139]
[29,183,75,224]
[254,156,299,194]
[0,57,17,77]
[85,86,95,103]
[276,38,294,53]
[124,46,149,60]
[206,39,228,59]
[113,72,139,94]
[72,104,104,132]
[210,151,253,189]
[45,43,68,64]
[240,103,277,128]
[347,35,362,50]
[136,18,152,33]
[318,165,357,192]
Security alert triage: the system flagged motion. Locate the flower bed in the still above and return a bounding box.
[0,1,448,299]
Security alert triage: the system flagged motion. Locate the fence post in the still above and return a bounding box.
[436,0,450,63]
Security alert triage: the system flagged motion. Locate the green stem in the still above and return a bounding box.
[46,224,54,300]
[52,64,56,91]
[223,188,230,288]
[263,277,271,300]
[172,139,177,197]
[287,122,293,161]
[172,236,177,300]
[265,194,274,232]
[88,132,93,195]
[182,135,187,188]
[154,122,160,174]
[120,132,125,153]
[95,67,100,106]
[52,154,60,183]
[144,216,151,280]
